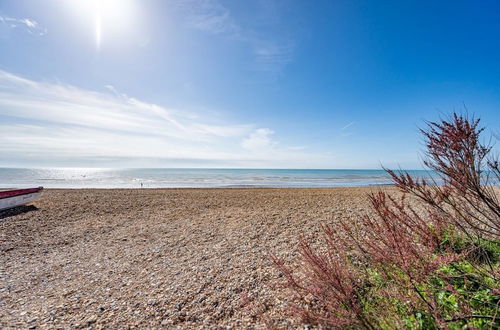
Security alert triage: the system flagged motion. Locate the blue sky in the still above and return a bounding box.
[0,0,499,168]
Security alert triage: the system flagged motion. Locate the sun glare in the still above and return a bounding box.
[69,0,137,50]
[95,10,102,50]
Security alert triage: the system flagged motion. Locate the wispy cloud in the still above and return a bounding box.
[342,121,355,130]
[178,0,240,35]
[241,128,276,152]
[341,121,355,137]
[0,70,332,168]
[287,146,307,151]
[0,15,47,36]
[0,70,251,142]
[178,0,294,75]
[253,42,294,73]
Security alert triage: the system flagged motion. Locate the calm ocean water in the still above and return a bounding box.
[0,168,436,188]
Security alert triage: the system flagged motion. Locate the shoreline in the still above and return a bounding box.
[0,183,396,190]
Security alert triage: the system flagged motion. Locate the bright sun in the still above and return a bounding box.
[70,0,136,50]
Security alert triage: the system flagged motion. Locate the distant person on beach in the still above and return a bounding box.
[141,182,143,188]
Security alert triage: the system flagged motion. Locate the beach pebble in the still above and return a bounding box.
[1,187,381,328]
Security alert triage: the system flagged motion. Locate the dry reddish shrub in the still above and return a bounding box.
[387,114,499,243]
[272,113,499,329]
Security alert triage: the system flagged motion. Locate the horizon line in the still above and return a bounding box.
[0,166,428,171]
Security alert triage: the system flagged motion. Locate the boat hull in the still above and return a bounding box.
[0,188,43,211]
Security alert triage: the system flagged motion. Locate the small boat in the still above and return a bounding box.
[0,187,43,211]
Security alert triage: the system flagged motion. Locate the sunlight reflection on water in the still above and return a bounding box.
[0,168,438,188]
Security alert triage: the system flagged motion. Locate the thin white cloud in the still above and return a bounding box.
[287,146,306,151]
[179,0,240,35]
[253,42,294,74]
[0,70,335,168]
[241,128,276,152]
[0,15,47,35]
[340,121,355,137]
[178,0,294,75]
[342,121,355,130]
[0,70,250,143]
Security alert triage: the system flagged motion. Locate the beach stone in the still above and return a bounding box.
[0,187,385,328]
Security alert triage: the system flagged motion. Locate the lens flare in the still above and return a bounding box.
[67,0,137,51]
[95,11,101,51]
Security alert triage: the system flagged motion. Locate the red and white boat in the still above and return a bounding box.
[0,187,43,211]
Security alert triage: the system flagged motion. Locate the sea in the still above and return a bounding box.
[0,168,436,189]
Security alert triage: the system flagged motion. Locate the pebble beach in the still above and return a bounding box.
[1,187,384,328]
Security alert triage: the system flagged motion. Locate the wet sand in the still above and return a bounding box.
[0,187,387,328]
